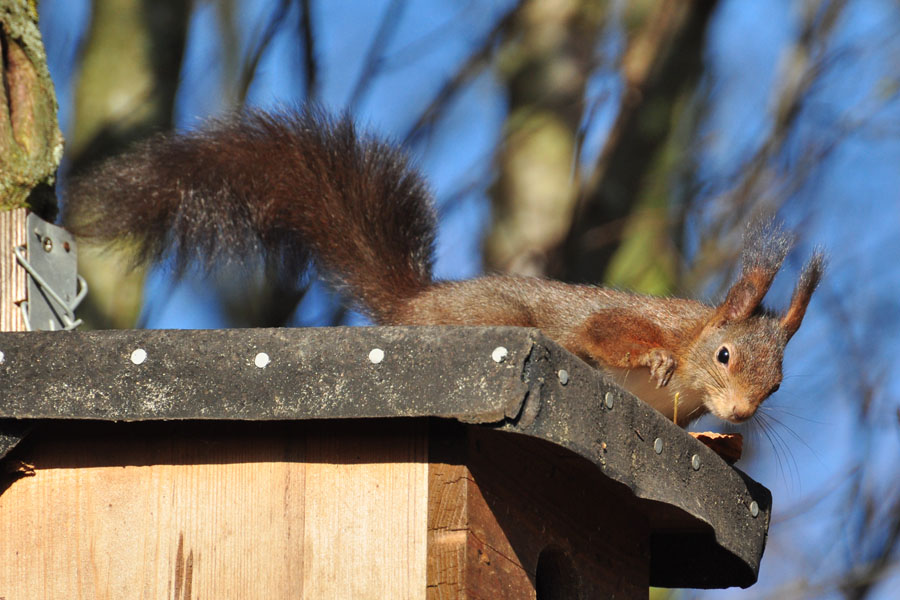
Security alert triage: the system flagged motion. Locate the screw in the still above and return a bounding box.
[491,346,508,363]
[691,454,701,471]
[42,236,53,252]
[750,501,759,518]
[557,369,569,385]
[254,352,270,368]
[368,348,385,364]
[654,438,663,454]
[130,348,147,365]
[604,392,615,409]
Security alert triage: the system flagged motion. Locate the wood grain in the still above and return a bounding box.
[0,207,27,331]
[302,424,428,599]
[0,421,427,599]
[427,462,471,599]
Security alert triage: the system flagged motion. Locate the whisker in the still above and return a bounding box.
[751,416,780,478]
[758,407,823,466]
[685,403,704,421]
[766,417,802,489]
[752,413,799,490]
[767,418,796,490]
[760,404,827,425]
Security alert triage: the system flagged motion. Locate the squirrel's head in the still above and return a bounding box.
[684,316,788,423]
[687,225,825,424]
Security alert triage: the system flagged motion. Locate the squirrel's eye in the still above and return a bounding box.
[716,346,730,365]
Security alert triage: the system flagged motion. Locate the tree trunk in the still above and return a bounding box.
[550,0,717,292]
[484,0,605,276]
[0,0,64,330]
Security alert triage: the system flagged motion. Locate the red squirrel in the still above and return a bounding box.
[64,107,824,427]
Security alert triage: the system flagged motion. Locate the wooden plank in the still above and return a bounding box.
[302,423,428,599]
[0,421,428,599]
[427,462,471,599]
[426,423,650,599]
[0,207,26,331]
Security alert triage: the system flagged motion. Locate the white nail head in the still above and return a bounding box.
[491,346,508,363]
[254,352,270,368]
[369,348,385,364]
[130,348,147,365]
[0,350,5,364]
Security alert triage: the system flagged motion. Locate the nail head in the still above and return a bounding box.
[604,392,614,409]
[557,369,569,385]
[750,501,759,518]
[491,346,508,363]
[254,352,270,368]
[130,349,147,365]
[691,454,701,471]
[368,348,385,364]
[654,438,663,454]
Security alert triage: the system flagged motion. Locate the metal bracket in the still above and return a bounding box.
[13,213,87,331]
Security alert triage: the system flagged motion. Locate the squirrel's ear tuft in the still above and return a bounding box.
[780,248,826,338]
[711,220,792,325]
[742,219,793,276]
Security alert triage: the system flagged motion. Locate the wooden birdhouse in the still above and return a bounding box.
[0,326,769,598]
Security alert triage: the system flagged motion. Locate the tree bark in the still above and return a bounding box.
[484,0,605,276]
[550,0,718,291]
[0,0,64,215]
[0,0,65,331]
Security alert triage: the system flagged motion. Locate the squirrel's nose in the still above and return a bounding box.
[730,405,755,423]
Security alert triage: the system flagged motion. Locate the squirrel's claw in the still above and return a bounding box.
[645,349,677,388]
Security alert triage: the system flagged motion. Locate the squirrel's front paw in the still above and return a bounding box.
[644,348,676,388]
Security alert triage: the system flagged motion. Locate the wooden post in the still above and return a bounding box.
[0,207,27,331]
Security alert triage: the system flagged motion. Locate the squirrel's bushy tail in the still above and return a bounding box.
[64,107,436,322]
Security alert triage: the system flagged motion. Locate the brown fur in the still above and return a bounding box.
[64,107,825,426]
[65,107,435,323]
